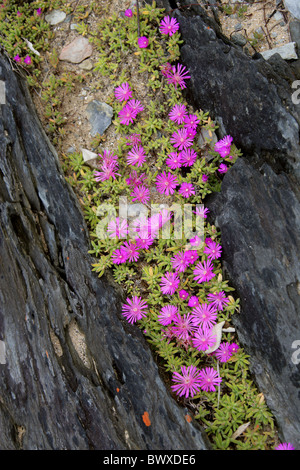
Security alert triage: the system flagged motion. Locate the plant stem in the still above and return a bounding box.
[136,0,140,37]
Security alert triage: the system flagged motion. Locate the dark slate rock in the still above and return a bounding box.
[0,53,210,450]
[86,100,113,137]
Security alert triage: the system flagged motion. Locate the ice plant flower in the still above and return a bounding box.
[207,290,230,311]
[138,36,149,48]
[158,305,178,326]
[184,250,199,265]
[124,8,133,17]
[218,163,228,174]
[160,271,180,295]
[170,128,193,151]
[127,99,144,115]
[178,289,189,300]
[130,185,150,204]
[107,217,128,239]
[127,145,147,167]
[165,152,182,170]
[111,247,128,265]
[125,133,141,146]
[166,63,191,90]
[24,55,32,65]
[198,367,222,392]
[160,62,172,77]
[122,240,140,262]
[114,82,132,101]
[13,54,21,62]
[215,342,232,362]
[188,296,199,308]
[189,235,202,248]
[202,174,208,183]
[180,148,197,167]
[155,171,178,196]
[121,296,148,324]
[184,114,200,129]
[94,160,119,181]
[159,16,180,36]
[36,8,42,15]
[192,325,217,352]
[173,313,195,341]
[275,443,295,450]
[203,240,222,260]
[178,182,195,198]
[214,135,233,158]
[195,205,209,218]
[229,343,239,354]
[171,365,202,398]
[171,251,189,273]
[168,103,187,124]
[193,260,216,284]
[191,303,218,328]
[118,103,138,125]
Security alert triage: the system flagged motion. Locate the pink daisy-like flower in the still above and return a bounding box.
[214,135,233,158]
[121,296,148,324]
[36,8,42,16]
[14,54,21,63]
[155,171,178,196]
[218,163,228,174]
[122,240,140,262]
[173,313,195,341]
[24,55,32,65]
[126,170,147,187]
[203,240,222,260]
[184,114,200,129]
[165,152,182,170]
[192,325,217,352]
[184,250,199,266]
[158,305,178,326]
[124,8,133,17]
[178,289,189,300]
[275,443,295,450]
[127,99,144,115]
[193,260,216,284]
[127,145,147,167]
[161,62,172,77]
[171,251,189,273]
[160,271,180,295]
[185,127,197,140]
[170,128,193,151]
[107,217,128,239]
[207,291,230,311]
[180,148,197,167]
[118,104,138,125]
[125,133,141,146]
[188,296,199,308]
[166,63,191,90]
[168,103,187,125]
[171,365,202,398]
[159,16,180,36]
[229,343,239,354]
[215,342,232,363]
[189,235,202,248]
[195,205,209,218]
[202,174,208,183]
[191,303,218,329]
[94,160,119,182]
[130,185,150,204]
[114,82,132,102]
[111,246,129,265]
[198,367,222,392]
[178,182,195,199]
[138,36,149,48]
[135,236,154,250]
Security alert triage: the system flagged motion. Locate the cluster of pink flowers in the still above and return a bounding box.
[14,54,32,65]
[214,135,235,175]
[116,82,144,126]
[94,150,120,182]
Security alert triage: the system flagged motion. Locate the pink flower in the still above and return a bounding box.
[130,185,150,204]
[126,170,147,187]
[159,16,180,36]
[118,104,138,125]
[203,240,222,260]
[24,55,32,65]
[198,367,222,392]
[178,289,189,300]
[17,11,22,17]
[193,260,216,284]
[155,171,178,196]
[180,148,197,167]
[171,251,189,273]
[218,163,228,174]
[114,82,132,101]
[124,9,133,17]
[170,128,193,151]
[207,291,230,311]
[127,145,147,167]
[166,63,191,90]
[215,342,232,362]
[171,365,202,398]
[202,174,208,183]
[189,235,202,247]
[107,217,128,239]
[161,62,172,77]
[125,133,141,146]
[160,271,180,295]
[195,205,209,218]
[184,250,199,265]
[158,305,178,325]
[191,303,218,328]
[184,114,200,129]
[188,296,199,308]
[275,443,295,450]
[173,313,195,341]
[178,182,195,198]
[127,99,144,115]
[122,240,140,262]
[165,152,182,170]
[229,343,239,354]
[14,54,21,63]
[214,135,233,158]
[111,247,129,264]
[192,325,217,352]
[94,160,119,181]
[36,8,42,15]
[135,236,154,250]
[138,36,149,48]
[168,104,187,124]
[121,296,148,324]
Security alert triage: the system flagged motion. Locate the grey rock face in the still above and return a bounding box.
[0,54,210,450]
[86,100,113,136]
[284,0,300,20]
